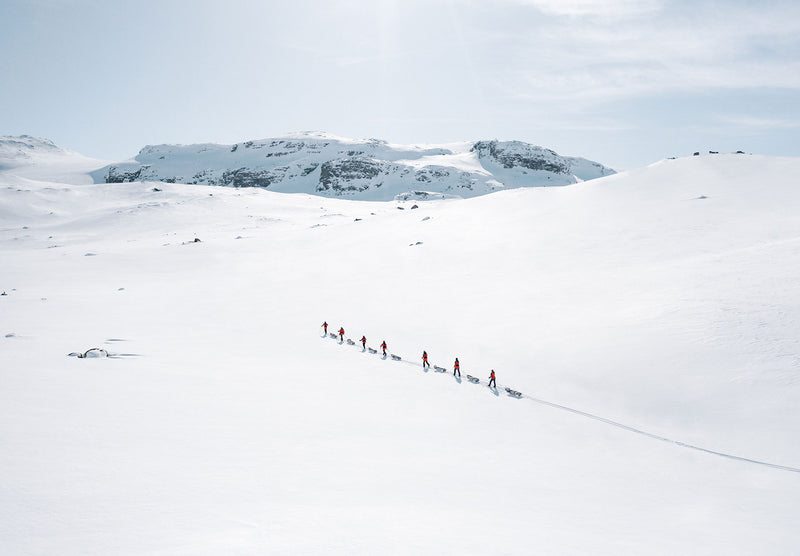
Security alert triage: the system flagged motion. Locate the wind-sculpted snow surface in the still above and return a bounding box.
[90,132,615,200]
[2,151,800,555]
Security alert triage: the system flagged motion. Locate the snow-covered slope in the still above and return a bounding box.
[0,135,67,168]
[2,152,800,554]
[0,135,106,185]
[89,132,615,200]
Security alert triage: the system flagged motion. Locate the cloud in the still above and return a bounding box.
[714,115,800,130]
[511,0,661,18]
[481,0,800,107]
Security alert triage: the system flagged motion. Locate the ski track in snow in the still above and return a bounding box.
[326,332,800,475]
[519,393,800,474]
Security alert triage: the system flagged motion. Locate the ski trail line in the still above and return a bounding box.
[330,336,800,474]
[516,390,800,474]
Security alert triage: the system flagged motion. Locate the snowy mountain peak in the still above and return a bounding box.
[92,134,616,200]
[280,130,388,146]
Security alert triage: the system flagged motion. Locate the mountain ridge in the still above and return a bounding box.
[87,132,617,200]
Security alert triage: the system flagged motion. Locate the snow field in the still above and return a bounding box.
[2,153,800,554]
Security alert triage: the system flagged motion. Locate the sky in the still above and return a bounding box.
[1,0,799,170]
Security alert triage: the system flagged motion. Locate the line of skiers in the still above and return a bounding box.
[421,352,495,387]
[323,322,499,388]
[323,322,388,356]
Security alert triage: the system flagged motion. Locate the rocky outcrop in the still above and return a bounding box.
[105,165,149,183]
[471,140,571,174]
[221,167,288,188]
[318,158,388,193]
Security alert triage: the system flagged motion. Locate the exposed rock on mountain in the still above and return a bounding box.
[471,140,571,174]
[87,132,616,200]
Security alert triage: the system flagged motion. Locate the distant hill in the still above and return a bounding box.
[0,135,105,185]
[0,135,73,171]
[88,132,616,200]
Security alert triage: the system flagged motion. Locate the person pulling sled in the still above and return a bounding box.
[338,327,345,342]
[322,321,328,334]
[454,358,460,377]
[422,351,430,369]
[381,341,387,357]
[361,336,367,350]
[488,369,496,388]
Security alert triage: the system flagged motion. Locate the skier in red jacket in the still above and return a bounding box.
[422,351,430,368]
[361,336,367,350]
[454,358,460,378]
[380,341,387,356]
[488,369,496,388]
[322,321,328,334]
[338,327,345,342]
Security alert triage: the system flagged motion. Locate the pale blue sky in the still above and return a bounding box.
[2,0,799,169]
